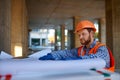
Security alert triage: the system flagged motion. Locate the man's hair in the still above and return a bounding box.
[86,28,93,33]
[86,28,95,37]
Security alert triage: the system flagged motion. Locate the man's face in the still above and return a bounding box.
[77,29,92,45]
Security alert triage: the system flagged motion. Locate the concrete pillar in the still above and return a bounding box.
[54,29,57,50]
[73,16,81,48]
[0,0,11,53]
[60,24,65,50]
[11,0,28,57]
[98,18,106,44]
[106,0,120,69]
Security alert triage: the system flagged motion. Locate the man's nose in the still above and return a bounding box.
[79,35,83,39]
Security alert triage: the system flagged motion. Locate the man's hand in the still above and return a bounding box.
[39,53,55,60]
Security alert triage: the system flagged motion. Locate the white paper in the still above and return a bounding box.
[0,51,13,59]
[28,49,52,59]
[0,58,106,75]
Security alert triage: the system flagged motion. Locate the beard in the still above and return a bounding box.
[80,35,91,45]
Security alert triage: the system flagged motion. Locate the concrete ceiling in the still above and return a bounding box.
[26,0,105,30]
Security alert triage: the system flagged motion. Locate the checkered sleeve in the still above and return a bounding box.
[51,48,78,60]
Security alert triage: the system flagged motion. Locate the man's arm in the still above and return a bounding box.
[39,48,78,60]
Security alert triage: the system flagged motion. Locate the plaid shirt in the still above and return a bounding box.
[51,40,110,68]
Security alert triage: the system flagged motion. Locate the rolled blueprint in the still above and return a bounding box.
[0,58,106,75]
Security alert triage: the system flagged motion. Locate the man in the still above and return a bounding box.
[39,20,114,72]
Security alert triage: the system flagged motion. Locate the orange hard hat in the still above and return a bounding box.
[75,20,96,33]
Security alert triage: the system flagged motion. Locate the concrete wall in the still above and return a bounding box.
[0,0,28,57]
[106,0,120,69]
